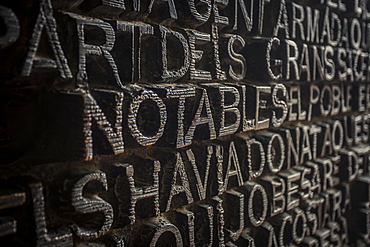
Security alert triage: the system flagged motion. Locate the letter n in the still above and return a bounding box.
[83,89,124,160]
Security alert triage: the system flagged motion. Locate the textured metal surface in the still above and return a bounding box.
[1,0,370,246]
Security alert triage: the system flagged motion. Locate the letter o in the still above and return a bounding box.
[150,223,183,247]
[128,89,167,146]
[292,208,307,244]
[188,0,212,25]
[332,120,344,152]
[320,85,332,117]
[248,183,268,227]
[267,133,285,173]
[350,18,361,50]
[0,6,20,49]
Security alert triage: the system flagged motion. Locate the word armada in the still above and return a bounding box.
[1,0,370,247]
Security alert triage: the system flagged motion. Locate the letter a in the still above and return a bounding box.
[22,0,72,79]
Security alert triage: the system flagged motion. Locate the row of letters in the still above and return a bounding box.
[5,1,370,84]
[2,119,370,245]
[54,82,369,160]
